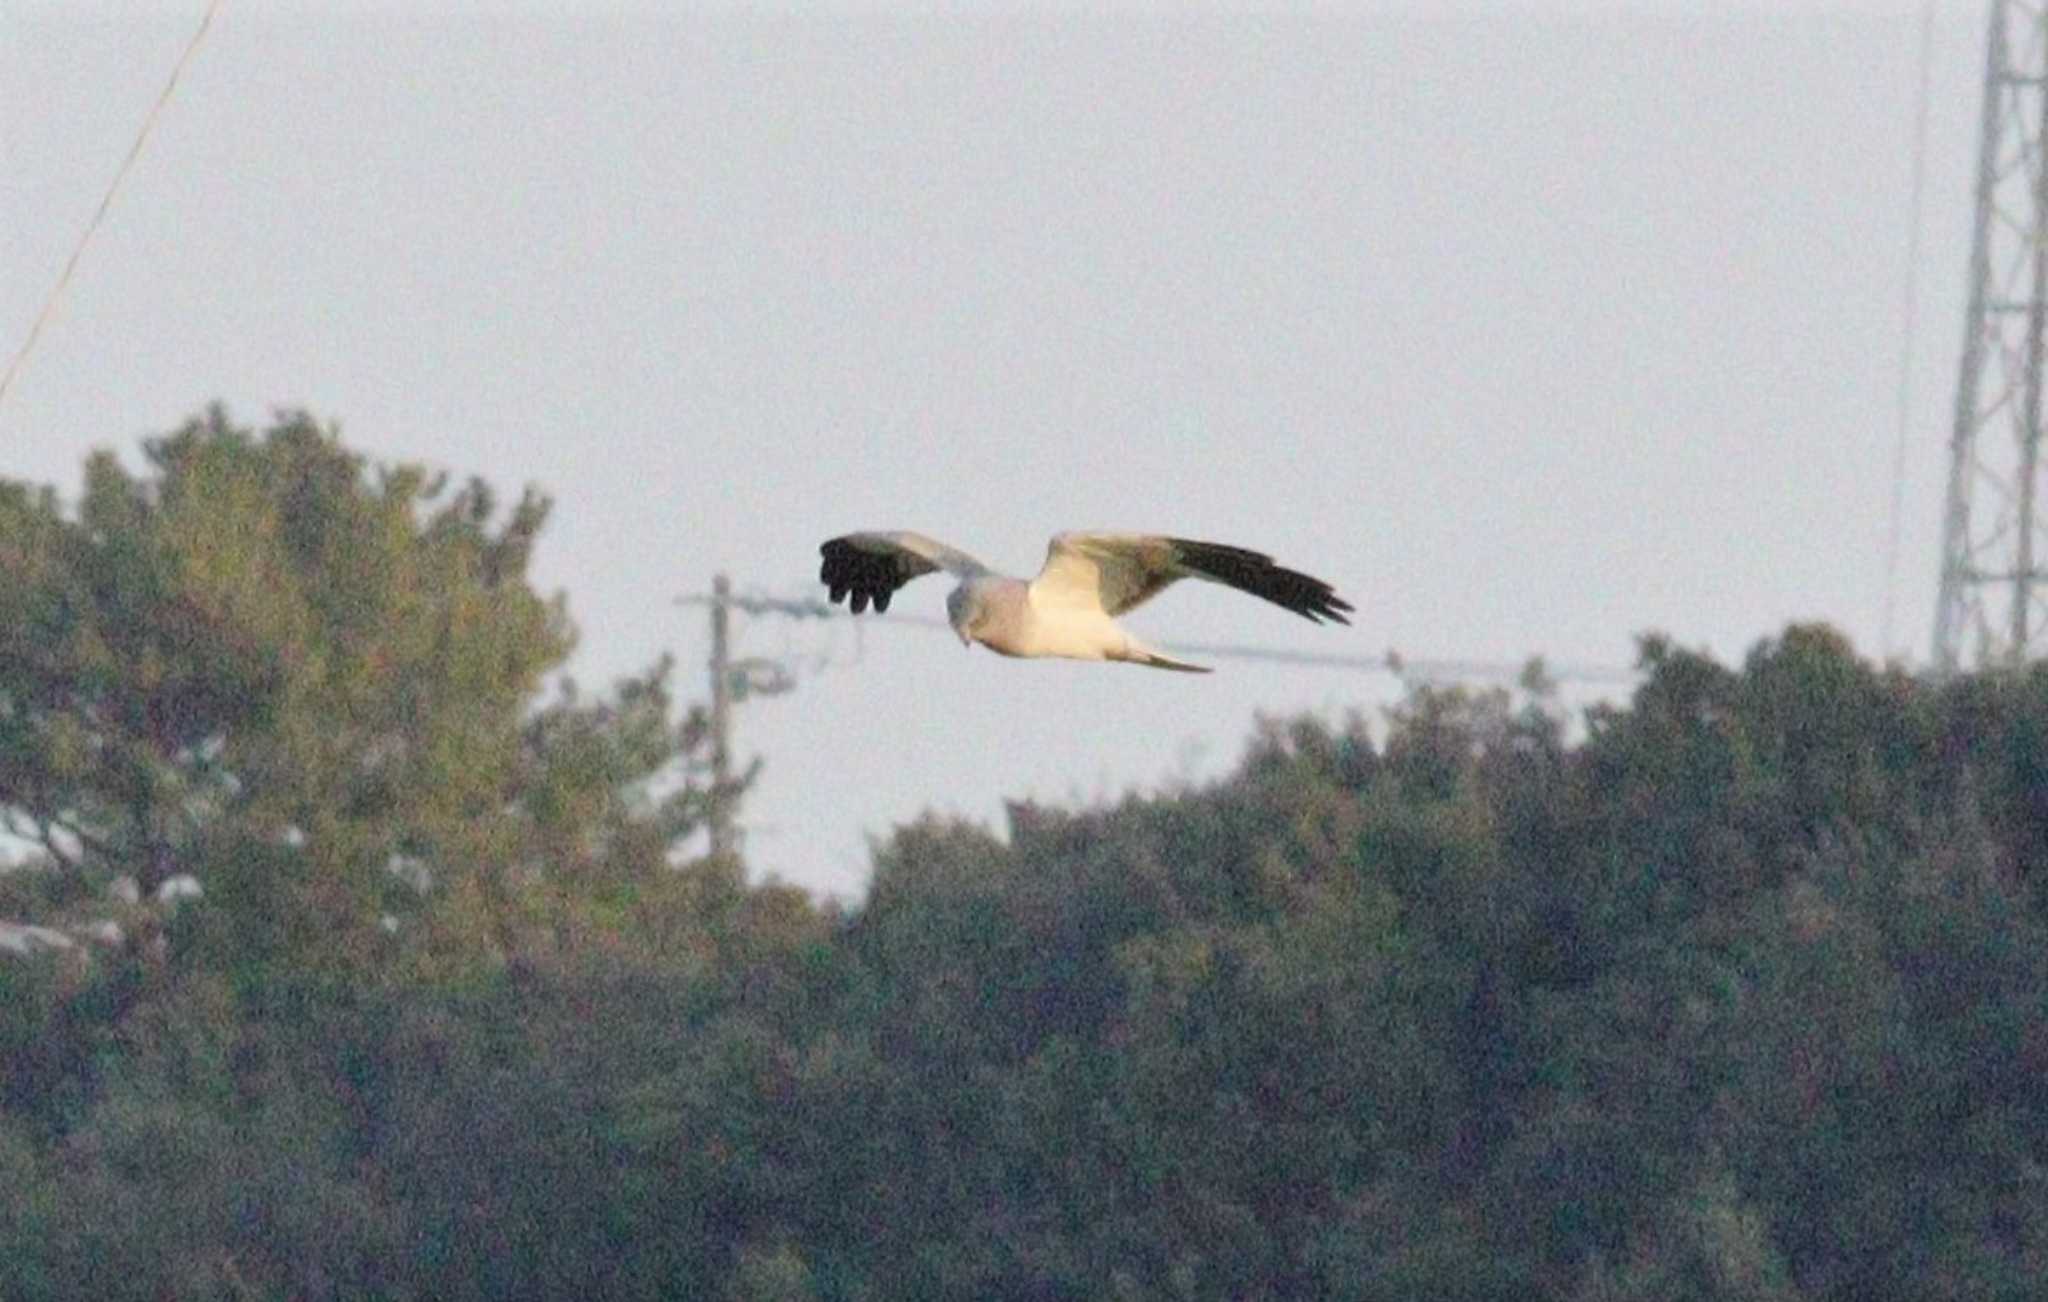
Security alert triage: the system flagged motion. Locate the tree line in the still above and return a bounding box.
[2,411,2044,1299]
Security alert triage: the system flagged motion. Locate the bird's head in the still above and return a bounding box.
[945,582,982,647]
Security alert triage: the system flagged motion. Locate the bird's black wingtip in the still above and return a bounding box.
[818,535,904,617]
[1314,594,1356,626]
[1173,537,1354,629]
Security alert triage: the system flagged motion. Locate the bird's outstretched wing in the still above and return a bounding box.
[819,531,989,614]
[1031,532,1353,624]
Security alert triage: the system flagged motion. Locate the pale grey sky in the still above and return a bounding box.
[2,1,1981,898]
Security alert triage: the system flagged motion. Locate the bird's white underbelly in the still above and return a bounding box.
[987,604,1125,661]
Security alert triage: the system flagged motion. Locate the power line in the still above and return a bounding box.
[856,612,1634,685]
[680,590,837,620]
[1882,0,1937,659]
[0,0,228,420]
[681,583,1638,687]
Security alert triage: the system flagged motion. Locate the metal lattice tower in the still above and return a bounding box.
[1934,0,2048,673]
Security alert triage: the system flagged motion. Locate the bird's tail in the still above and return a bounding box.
[1136,652,1212,673]
[1114,633,1211,673]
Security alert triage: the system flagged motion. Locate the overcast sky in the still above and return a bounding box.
[1,1,1986,899]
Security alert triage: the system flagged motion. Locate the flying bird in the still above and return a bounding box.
[818,530,1352,673]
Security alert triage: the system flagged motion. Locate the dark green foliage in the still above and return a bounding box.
[1,409,743,977]
[6,419,2048,1298]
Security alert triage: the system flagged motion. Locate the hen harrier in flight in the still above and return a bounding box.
[818,530,1351,673]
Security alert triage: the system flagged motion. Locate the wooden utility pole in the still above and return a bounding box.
[707,573,734,859]
[677,577,818,863]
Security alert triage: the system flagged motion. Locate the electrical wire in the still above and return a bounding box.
[0,0,228,419]
[1881,0,1938,660]
[678,589,1637,685]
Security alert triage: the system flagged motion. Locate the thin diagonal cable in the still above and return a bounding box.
[679,591,1637,684]
[0,0,227,418]
[1882,0,1936,659]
